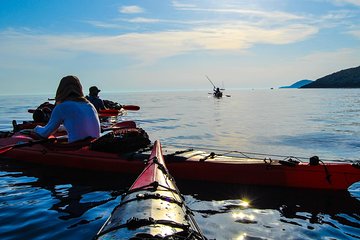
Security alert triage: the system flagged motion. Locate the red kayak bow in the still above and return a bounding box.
[95,140,206,239]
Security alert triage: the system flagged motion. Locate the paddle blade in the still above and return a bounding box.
[0,146,13,154]
[98,109,119,115]
[0,137,51,155]
[122,105,140,111]
[101,121,137,132]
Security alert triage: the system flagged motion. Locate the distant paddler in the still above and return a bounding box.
[206,75,223,98]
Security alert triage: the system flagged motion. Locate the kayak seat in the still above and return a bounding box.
[0,131,13,138]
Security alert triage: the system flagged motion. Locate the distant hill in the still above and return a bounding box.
[280,79,313,88]
[301,66,360,88]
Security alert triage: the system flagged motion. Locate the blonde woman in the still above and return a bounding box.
[34,75,100,142]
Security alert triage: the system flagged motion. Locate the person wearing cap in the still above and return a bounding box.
[86,86,106,111]
[33,75,101,143]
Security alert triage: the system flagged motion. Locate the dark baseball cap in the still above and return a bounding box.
[89,86,101,94]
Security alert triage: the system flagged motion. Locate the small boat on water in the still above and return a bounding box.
[206,75,224,98]
[0,131,359,191]
[95,140,206,239]
[213,88,223,98]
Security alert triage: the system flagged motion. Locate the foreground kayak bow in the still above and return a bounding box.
[95,140,206,239]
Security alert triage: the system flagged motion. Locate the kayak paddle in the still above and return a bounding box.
[121,105,140,111]
[0,138,54,155]
[101,121,136,132]
[47,98,140,111]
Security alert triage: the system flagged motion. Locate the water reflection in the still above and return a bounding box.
[0,159,134,239]
[179,181,360,239]
[0,159,359,239]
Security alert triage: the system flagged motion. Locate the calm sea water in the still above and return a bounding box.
[0,89,359,239]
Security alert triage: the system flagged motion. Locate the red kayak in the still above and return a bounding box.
[98,105,140,117]
[0,132,359,190]
[98,109,125,117]
[11,120,137,134]
[28,104,140,118]
[95,140,206,239]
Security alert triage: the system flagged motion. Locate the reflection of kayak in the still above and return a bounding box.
[95,140,206,239]
[0,133,359,190]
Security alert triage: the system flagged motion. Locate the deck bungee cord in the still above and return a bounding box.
[163,144,360,187]
[95,141,207,240]
[165,144,360,164]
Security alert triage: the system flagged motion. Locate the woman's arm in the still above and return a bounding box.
[34,104,64,138]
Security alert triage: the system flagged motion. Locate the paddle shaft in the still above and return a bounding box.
[101,121,136,132]
[29,105,139,114]
[121,105,140,111]
[206,75,216,89]
[0,138,53,154]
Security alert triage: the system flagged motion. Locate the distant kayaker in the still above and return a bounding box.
[214,87,222,98]
[86,86,106,111]
[33,75,101,143]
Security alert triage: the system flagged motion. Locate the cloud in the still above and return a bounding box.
[171,0,197,8]
[348,29,360,38]
[125,17,160,23]
[171,1,305,23]
[169,1,359,32]
[84,20,124,29]
[332,0,360,6]
[119,5,144,14]
[0,23,318,65]
[178,7,304,22]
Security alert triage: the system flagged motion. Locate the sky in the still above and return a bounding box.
[0,0,359,95]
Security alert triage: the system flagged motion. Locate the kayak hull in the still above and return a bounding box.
[95,140,205,239]
[167,158,360,191]
[0,134,359,190]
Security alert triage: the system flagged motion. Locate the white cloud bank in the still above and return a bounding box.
[0,23,318,65]
[119,5,144,14]
[333,0,360,6]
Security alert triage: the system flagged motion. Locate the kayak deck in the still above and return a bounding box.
[95,140,206,239]
[162,148,360,191]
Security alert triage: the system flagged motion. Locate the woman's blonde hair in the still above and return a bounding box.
[55,75,87,103]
